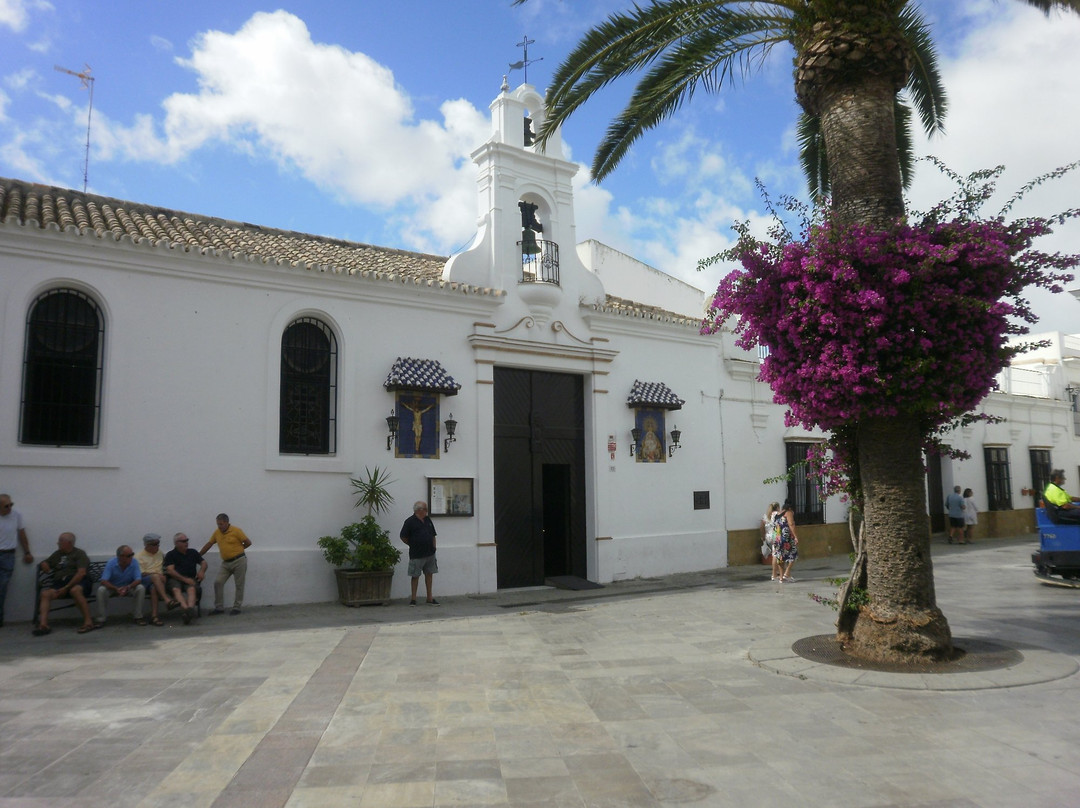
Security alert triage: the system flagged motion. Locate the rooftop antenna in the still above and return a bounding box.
[508,35,542,85]
[54,64,94,192]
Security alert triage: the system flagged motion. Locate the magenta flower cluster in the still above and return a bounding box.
[702,216,1075,434]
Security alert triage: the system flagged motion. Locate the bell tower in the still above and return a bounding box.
[443,78,605,320]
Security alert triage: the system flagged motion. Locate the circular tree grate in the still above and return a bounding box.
[791,634,1023,674]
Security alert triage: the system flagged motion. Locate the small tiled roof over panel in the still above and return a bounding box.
[0,176,452,283]
[384,357,461,396]
[627,380,685,410]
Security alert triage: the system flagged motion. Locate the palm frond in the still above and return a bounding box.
[592,25,791,177]
[897,4,947,138]
[540,1,794,181]
[1019,0,1080,13]
[893,99,915,191]
[796,112,828,202]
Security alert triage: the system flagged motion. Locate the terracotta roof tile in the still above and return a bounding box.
[591,294,704,328]
[0,176,466,287]
[0,177,707,326]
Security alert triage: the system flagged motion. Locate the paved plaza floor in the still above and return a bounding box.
[1,534,1079,807]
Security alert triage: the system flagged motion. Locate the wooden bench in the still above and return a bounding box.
[33,560,107,625]
[33,558,205,625]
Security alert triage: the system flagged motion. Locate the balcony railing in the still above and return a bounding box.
[519,239,560,285]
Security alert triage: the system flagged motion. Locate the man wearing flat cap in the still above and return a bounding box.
[135,533,173,626]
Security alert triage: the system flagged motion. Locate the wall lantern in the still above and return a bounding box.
[669,425,682,457]
[385,411,399,451]
[628,427,642,456]
[444,413,458,453]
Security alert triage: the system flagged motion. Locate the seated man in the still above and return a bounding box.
[164,533,206,625]
[95,544,146,626]
[1044,469,1080,524]
[135,533,175,626]
[34,532,95,635]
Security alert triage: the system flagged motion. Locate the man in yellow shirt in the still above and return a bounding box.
[199,513,252,615]
[1044,469,1080,524]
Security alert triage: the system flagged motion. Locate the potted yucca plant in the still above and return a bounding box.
[317,466,402,606]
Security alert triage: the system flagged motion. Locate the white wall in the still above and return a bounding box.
[0,220,737,619]
[586,314,728,580]
[577,240,708,319]
[0,227,500,620]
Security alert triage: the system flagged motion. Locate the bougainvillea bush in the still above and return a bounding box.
[703,163,1078,435]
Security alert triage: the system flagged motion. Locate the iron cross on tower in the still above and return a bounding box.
[509,35,542,84]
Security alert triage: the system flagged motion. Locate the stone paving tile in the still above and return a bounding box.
[369,760,437,785]
[3,539,1080,806]
[436,758,502,781]
[433,776,509,806]
[211,784,295,808]
[504,775,582,804]
[355,779,435,807]
[296,762,371,788]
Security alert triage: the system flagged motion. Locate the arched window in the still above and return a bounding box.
[280,317,337,454]
[20,288,105,446]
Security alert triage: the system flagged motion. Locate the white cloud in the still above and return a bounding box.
[0,0,30,32]
[571,165,623,245]
[908,2,1080,333]
[0,131,52,180]
[909,3,1080,214]
[4,67,35,91]
[650,127,747,189]
[0,0,50,33]
[93,10,489,252]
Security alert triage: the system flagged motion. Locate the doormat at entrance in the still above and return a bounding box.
[546,576,605,591]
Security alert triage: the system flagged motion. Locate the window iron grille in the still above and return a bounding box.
[984,447,1013,511]
[1030,449,1051,504]
[785,441,825,525]
[20,289,104,446]
[280,317,337,454]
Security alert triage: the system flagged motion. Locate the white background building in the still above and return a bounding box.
[1,82,1075,622]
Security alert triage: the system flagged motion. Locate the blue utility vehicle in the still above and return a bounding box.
[1033,508,1080,588]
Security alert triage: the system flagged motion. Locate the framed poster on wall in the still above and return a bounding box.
[428,477,474,516]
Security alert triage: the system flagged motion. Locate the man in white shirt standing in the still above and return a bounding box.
[0,493,34,628]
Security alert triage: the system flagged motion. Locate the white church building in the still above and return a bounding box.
[1,80,1077,621]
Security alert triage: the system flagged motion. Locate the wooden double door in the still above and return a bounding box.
[493,368,587,588]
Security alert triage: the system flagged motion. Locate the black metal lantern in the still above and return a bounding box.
[385,411,399,451]
[668,425,682,457]
[443,413,457,453]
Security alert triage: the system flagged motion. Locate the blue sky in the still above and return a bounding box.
[2,0,1079,329]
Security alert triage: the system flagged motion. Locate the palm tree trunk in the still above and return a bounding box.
[846,415,952,662]
[818,76,905,226]
[816,72,953,662]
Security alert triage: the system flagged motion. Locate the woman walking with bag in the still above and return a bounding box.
[773,500,799,582]
[762,502,781,580]
[963,488,978,543]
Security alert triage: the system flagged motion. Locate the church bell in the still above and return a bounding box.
[521,228,541,256]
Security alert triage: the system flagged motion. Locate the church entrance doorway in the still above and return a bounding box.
[493,367,587,588]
